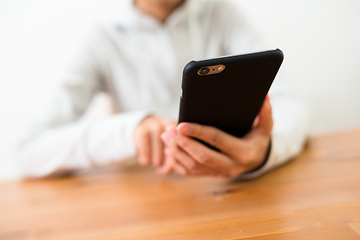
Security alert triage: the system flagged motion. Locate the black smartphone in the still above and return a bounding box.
[178,49,284,139]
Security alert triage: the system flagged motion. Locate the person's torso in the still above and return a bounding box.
[93,1,238,119]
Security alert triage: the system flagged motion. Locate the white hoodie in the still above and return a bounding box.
[17,0,311,178]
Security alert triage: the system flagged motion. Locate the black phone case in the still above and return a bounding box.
[178,49,284,138]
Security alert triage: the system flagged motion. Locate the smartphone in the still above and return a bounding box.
[178,49,284,139]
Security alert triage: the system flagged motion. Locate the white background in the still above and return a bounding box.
[1,0,360,181]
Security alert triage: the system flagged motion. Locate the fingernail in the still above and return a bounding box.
[168,126,178,139]
[266,94,270,101]
[178,123,191,135]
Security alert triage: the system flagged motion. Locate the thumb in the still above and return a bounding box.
[253,95,273,136]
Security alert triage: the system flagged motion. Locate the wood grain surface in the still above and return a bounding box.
[1,130,360,240]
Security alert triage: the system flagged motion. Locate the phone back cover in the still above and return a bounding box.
[178,49,283,138]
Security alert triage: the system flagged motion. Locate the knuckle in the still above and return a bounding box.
[178,136,189,147]
[194,126,203,137]
[134,128,147,140]
[154,123,163,132]
[149,123,161,135]
[197,152,210,164]
[210,131,222,146]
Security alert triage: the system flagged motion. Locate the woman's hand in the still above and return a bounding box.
[158,97,273,177]
[134,115,176,168]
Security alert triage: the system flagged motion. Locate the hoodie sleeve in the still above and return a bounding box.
[16,27,149,178]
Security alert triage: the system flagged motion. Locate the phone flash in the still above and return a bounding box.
[198,64,225,76]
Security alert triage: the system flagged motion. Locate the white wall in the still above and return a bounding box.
[234,0,360,134]
[1,0,360,181]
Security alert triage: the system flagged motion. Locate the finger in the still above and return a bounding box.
[167,137,195,170]
[253,96,273,136]
[150,127,164,167]
[166,127,243,176]
[161,132,170,146]
[252,116,259,128]
[164,148,188,176]
[176,122,240,155]
[166,136,222,176]
[171,149,226,177]
[162,133,198,176]
[135,131,151,166]
[156,150,174,175]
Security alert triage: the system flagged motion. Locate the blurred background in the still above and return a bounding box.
[1,0,359,181]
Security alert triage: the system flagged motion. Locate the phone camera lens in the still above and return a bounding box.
[199,67,210,75]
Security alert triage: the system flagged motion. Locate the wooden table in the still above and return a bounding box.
[1,130,360,240]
